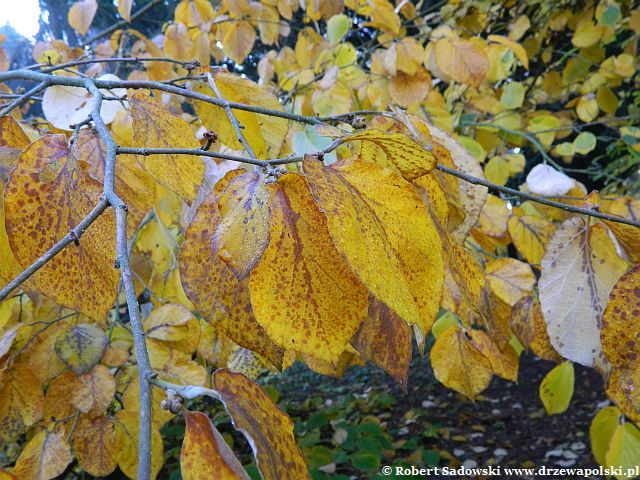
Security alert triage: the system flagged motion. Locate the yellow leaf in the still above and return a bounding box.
[164,23,193,61]
[303,156,444,341]
[44,372,79,432]
[72,364,116,413]
[344,129,436,180]
[605,418,640,478]
[117,0,133,21]
[193,72,288,159]
[430,326,492,400]
[472,194,510,250]
[213,369,310,480]
[147,340,208,386]
[4,135,119,320]
[54,323,108,375]
[223,21,256,64]
[507,214,556,265]
[175,0,215,26]
[487,34,529,69]
[144,303,200,354]
[115,410,165,480]
[602,197,640,264]
[214,172,271,279]
[576,94,599,122]
[0,360,44,442]
[469,329,519,382]
[540,218,629,367]
[539,361,574,415]
[72,413,118,477]
[394,37,424,75]
[249,173,369,363]
[510,295,561,362]
[486,258,535,307]
[15,430,72,480]
[590,406,621,465]
[227,346,268,379]
[388,67,432,108]
[350,296,412,387]
[179,185,285,369]
[181,410,250,479]
[68,0,97,35]
[572,20,604,48]
[121,369,175,429]
[432,37,489,87]
[607,368,640,425]
[365,0,401,35]
[130,91,203,202]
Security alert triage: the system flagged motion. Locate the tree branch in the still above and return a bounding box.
[0,81,49,118]
[85,79,154,480]
[435,164,640,228]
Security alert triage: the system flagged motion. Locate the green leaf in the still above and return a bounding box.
[500,82,525,109]
[539,361,574,415]
[327,14,350,45]
[573,132,597,154]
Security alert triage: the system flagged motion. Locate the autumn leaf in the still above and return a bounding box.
[213,369,310,480]
[213,171,271,280]
[303,155,444,341]
[511,295,561,362]
[350,296,412,387]
[343,129,436,180]
[68,0,97,35]
[4,135,119,320]
[540,218,628,368]
[144,303,200,355]
[539,361,574,415]
[15,429,72,480]
[431,37,489,87]
[179,184,285,369]
[0,360,44,442]
[249,173,369,364]
[222,21,256,64]
[430,325,492,400]
[72,364,116,413]
[602,197,640,264]
[130,91,204,202]
[54,323,108,374]
[72,413,118,477]
[181,410,250,479]
[507,214,556,265]
[469,329,519,382]
[115,409,165,480]
[485,258,535,307]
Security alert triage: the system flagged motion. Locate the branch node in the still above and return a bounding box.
[113,259,120,269]
[70,230,80,246]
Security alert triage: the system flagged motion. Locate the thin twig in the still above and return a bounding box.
[117,146,269,167]
[0,81,49,118]
[86,0,162,44]
[150,378,222,402]
[0,199,109,302]
[207,73,261,163]
[435,164,640,228]
[41,57,201,74]
[85,79,154,480]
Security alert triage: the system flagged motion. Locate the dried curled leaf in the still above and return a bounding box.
[213,369,310,480]
[4,135,119,320]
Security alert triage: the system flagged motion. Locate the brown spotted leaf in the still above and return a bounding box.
[213,171,270,280]
[72,413,118,477]
[303,155,444,342]
[213,369,310,480]
[486,258,536,307]
[72,364,116,413]
[181,410,250,480]
[15,429,71,480]
[249,173,369,364]
[540,218,628,367]
[0,360,44,442]
[4,135,119,320]
[350,296,412,388]
[54,323,108,374]
[511,296,561,362]
[179,189,285,369]
[602,197,640,264]
[130,91,203,202]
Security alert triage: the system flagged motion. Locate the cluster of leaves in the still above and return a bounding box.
[0,0,639,478]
